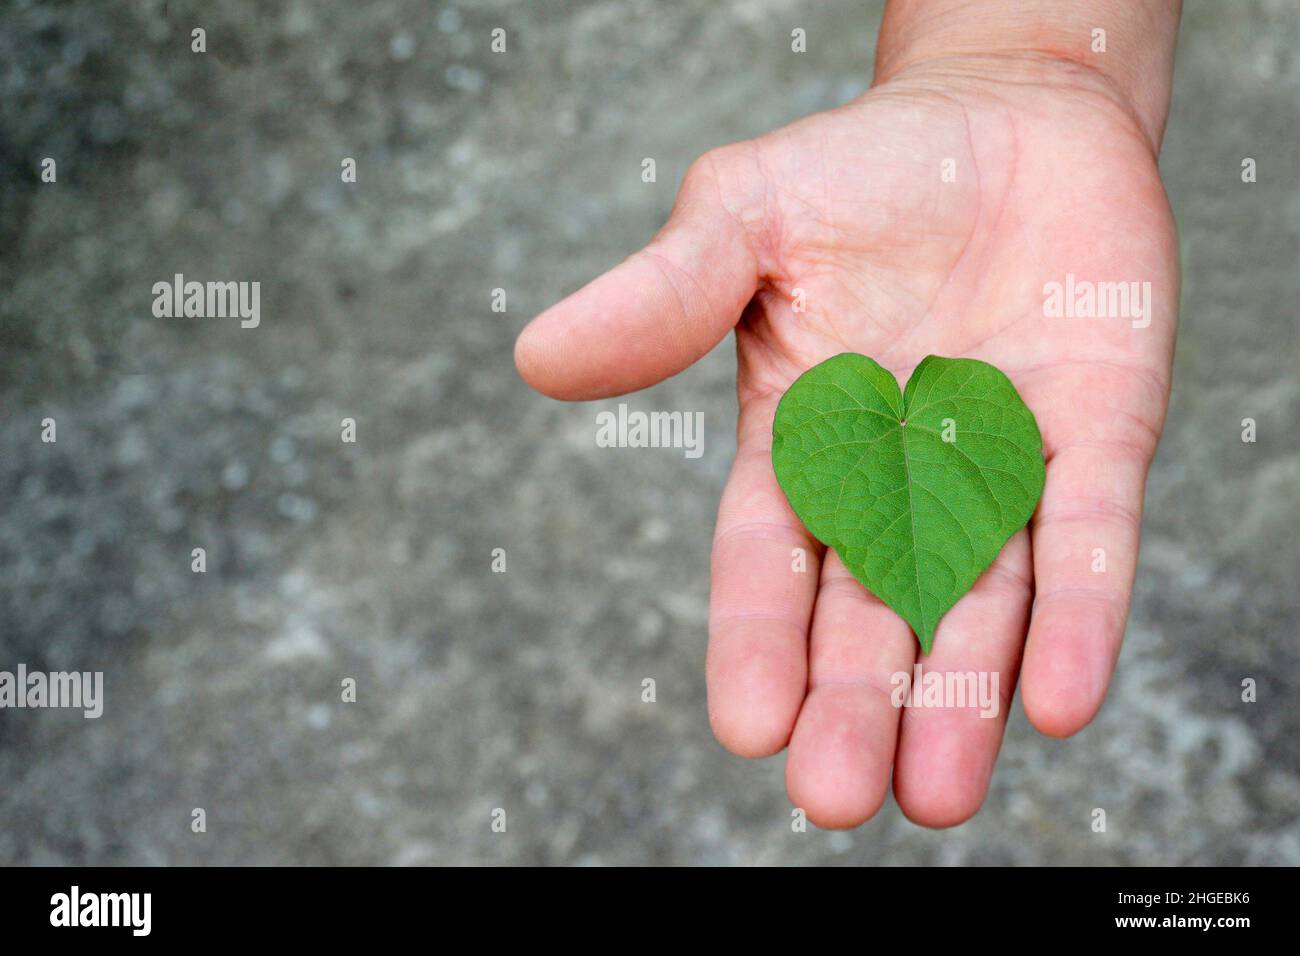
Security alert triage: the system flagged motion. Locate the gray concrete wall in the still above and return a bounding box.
[0,0,1296,864]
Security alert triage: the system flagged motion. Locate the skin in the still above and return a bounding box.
[515,41,1180,828]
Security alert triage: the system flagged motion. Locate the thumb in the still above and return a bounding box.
[514,150,761,401]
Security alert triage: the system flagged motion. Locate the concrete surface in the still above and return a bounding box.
[0,0,1296,864]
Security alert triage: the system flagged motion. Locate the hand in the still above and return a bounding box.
[515,52,1179,827]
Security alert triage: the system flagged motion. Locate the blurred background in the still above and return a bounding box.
[1,0,1297,865]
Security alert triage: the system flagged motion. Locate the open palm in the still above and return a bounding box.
[516,59,1178,828]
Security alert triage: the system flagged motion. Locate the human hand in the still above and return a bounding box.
[515,7,1181,828]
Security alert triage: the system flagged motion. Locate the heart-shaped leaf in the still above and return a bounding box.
[772,353,1045,653]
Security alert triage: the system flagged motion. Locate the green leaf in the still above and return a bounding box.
[771,353,1045,654]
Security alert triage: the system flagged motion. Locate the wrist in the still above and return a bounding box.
[873,0,1182,152]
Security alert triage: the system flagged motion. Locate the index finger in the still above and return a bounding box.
[707,393,821,758]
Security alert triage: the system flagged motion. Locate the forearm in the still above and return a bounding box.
[875,0,1182,150]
